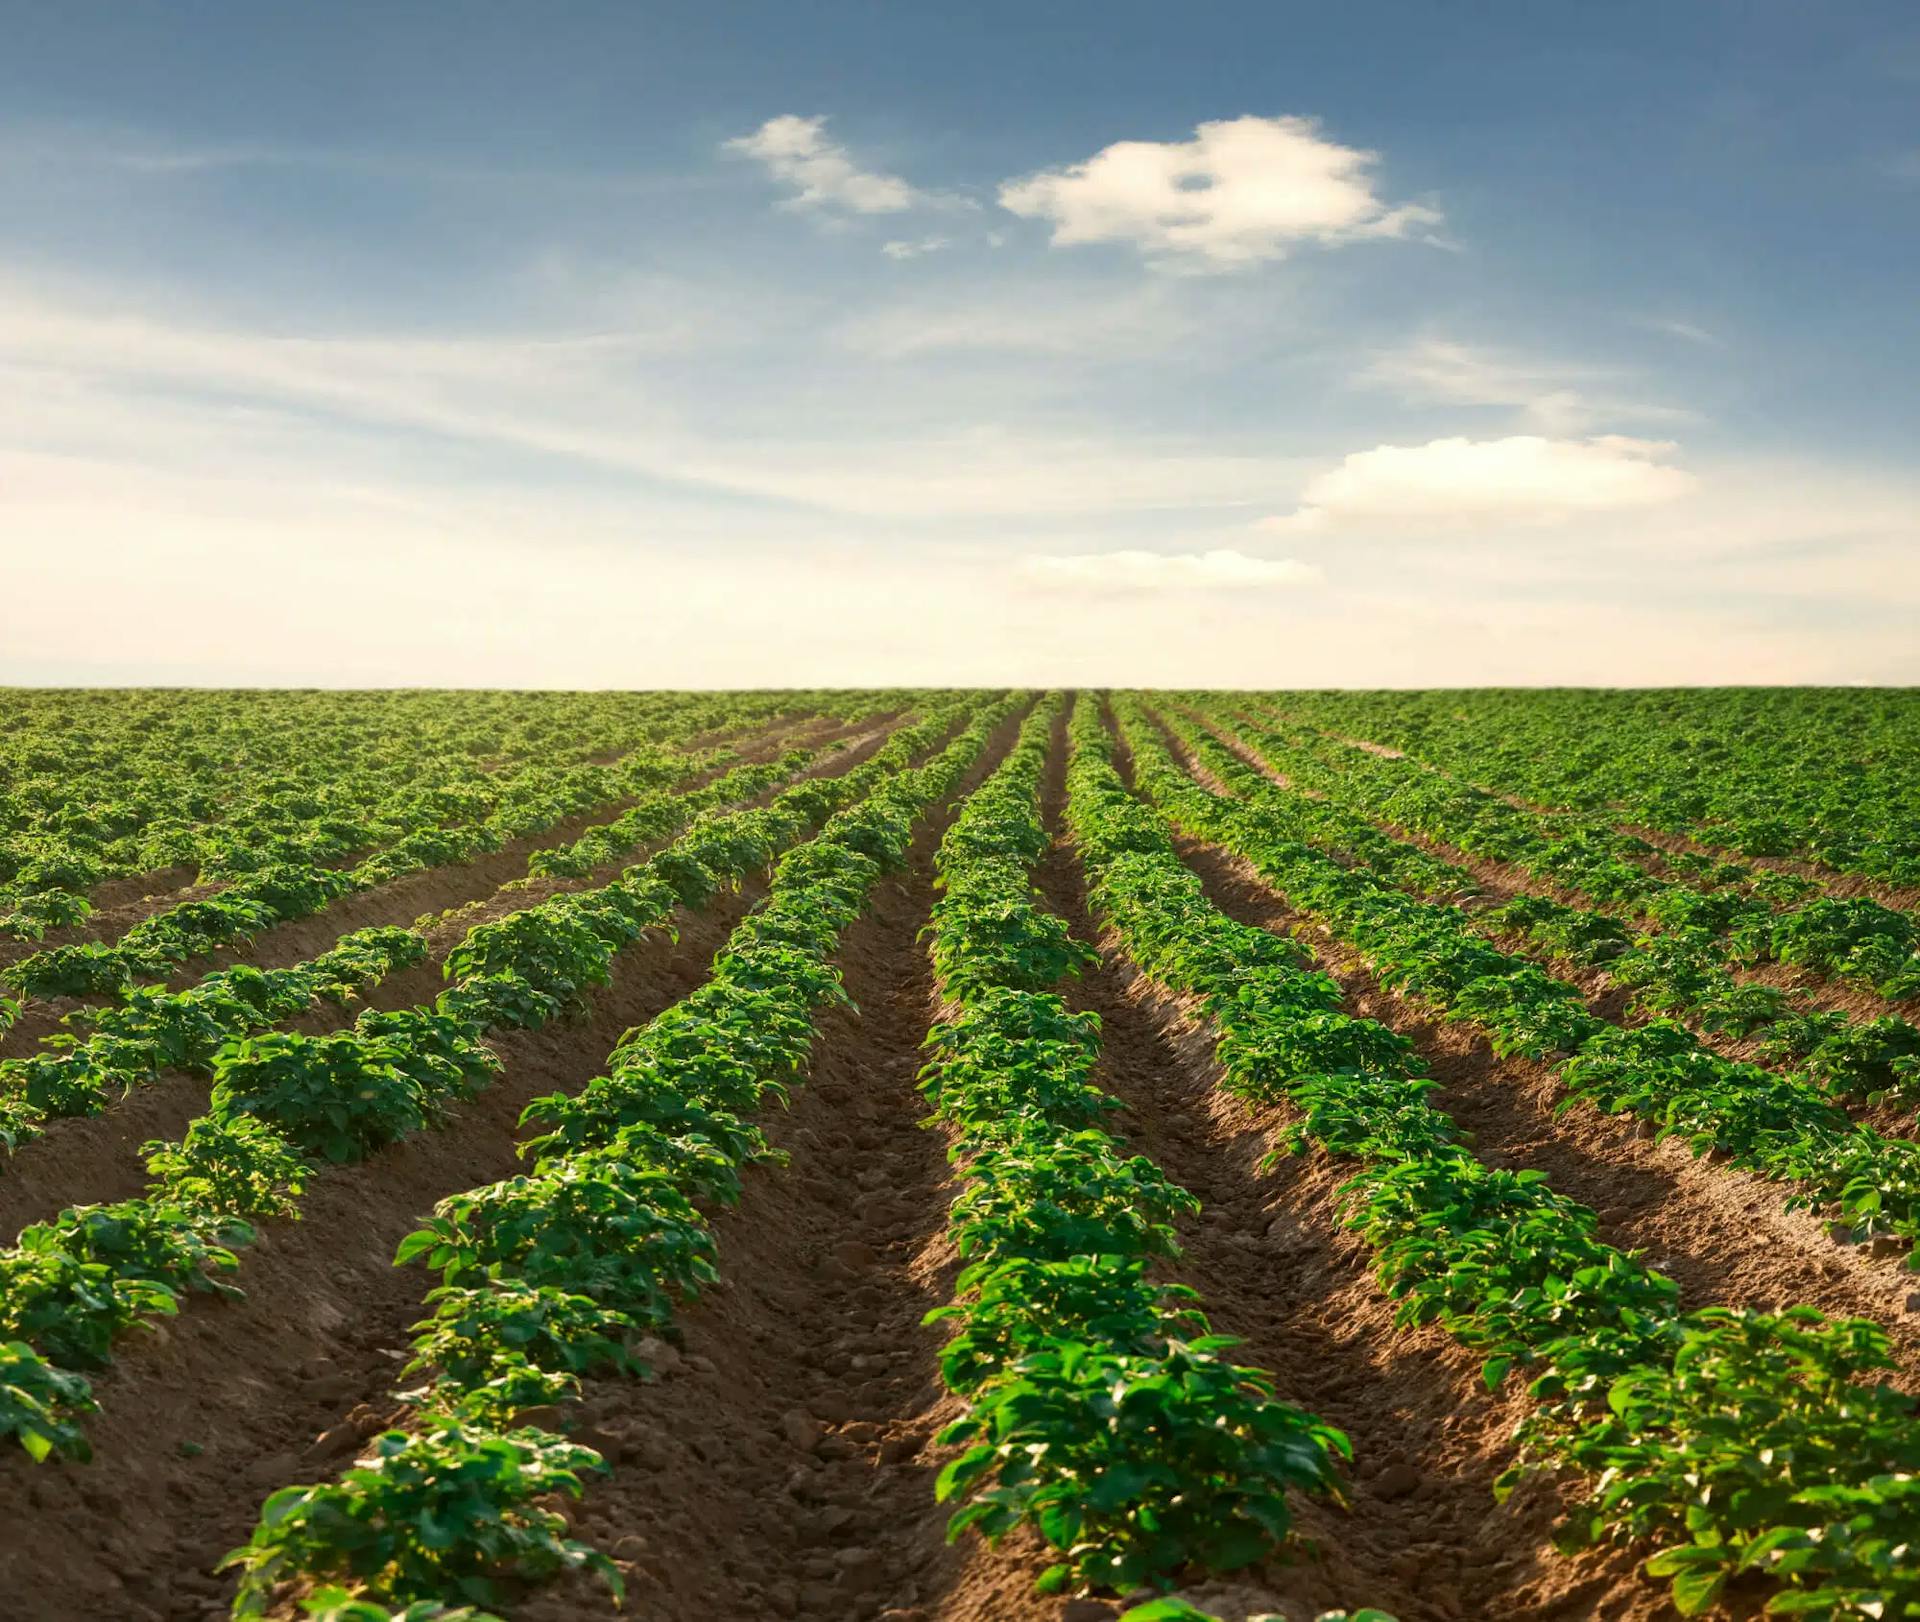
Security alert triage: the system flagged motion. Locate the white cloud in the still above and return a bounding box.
[1018,548,1325,592]
[880,235,952,260]
[834,281,1209,359]
[0,275,1311,524]
[1637,317,1721,346]
[1263,435,1696,532]
[1358,338,1696,434]
[998,114,1439,268]
[723,114,923,215]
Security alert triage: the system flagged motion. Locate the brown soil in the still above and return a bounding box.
[0,722,904,1240]
[1022,716,1664,1622]
[1171,834,1920,1370]
[1258,704,1920,917]
[1188,708,1920,1118]
[8,697,1896,1622]
[1137,709,1920,1330]
[0,870,776,1621]
[513,706,1050,1622]
[0,706,1002,1622]
[0,711,868,1054]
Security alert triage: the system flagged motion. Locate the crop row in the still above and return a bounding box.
[920,696,1358,1603]
[0,700,986,1467]
[0,690,818,940]
[216,697,1018,1614]
[1138,702,1920,1264]
[1263,688,1920,889]
[0,746,831,1152]
[1213,701,1920,1012]
[1073,696,1920,1620]
[3,738,714,996]
[1200,706,1920,1115]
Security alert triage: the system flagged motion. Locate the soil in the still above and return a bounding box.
[1140,709,1920,1331]
[0,719,904,1240]
[0,711,880,1054]
[0,864,777,1621]
[0,706,1013,1622]
[1188,706,1920,1136]
[0,719,783,977]
[1204,705,1919,1029]
[1257,705,1920,917]
[4,698,1906,1622]
[513,704,1044,1622]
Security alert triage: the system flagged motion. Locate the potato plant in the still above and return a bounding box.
[1090,695,1920,1619]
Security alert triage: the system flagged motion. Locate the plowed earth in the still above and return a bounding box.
[7,702,1908,1622]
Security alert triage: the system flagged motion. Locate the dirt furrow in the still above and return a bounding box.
[1169,832,1920,1370]
[1265,708,1920,916]
[1137,717,1920,1342]
[0,715,811,977]
[0,876,775,1622]
[1203,707,1920,1032]
[512,709,1041,1622]
[0,723,903,1240]
[0,713,869,1058]
[1023,719,1661,1622]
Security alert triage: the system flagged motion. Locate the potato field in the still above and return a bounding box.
[1,687,1918,1622]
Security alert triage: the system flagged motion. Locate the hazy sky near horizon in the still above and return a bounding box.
[2,2,1917,686]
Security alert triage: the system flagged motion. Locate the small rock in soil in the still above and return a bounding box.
[832,1239,878,1271]
[781,1409,822,1452]
[634,1334,683,1374]
[1373,1461,1423,1499]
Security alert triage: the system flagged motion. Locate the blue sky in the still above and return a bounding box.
[2,1,1916,684]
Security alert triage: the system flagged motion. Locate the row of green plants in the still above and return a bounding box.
[1213,701,1920,1013]
[1200,706,1920,1113]
[0,700,987,1468]
[0,689,812,940]
[1140,704,1920,1264]
[1071,696,1920,1621]
[2,738,728,997]
[217,698,1016,1615]
[526,745,811,880]
[0,747,833,1154]
[1261,688,1920,889]
[920,697,1359,1600]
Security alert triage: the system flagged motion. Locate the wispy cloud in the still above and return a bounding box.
[880,235,953,261]
[1359,337,1697,432]
[1018,547,1324,592]
[0,118,710,196]
[1633,316,1722,347]
[0,274,1308,524]
[998,114,1440,269]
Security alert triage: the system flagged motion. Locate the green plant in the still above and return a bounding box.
[221,1420,619,1613]
[143,1114,310,1222]
[211,1031,439,1163]
[938,1337,1350,1594]
[0,1340,94,1461]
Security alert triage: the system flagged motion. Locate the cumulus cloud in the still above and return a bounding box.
[724,114,922,214]
[1262,435,1695,532]
[998,114,1439,268]
[1018,548,1325,592]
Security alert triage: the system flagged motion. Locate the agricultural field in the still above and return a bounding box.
[1,686,1917,1622]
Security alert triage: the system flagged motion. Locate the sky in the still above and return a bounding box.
[1,2,1917,687]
